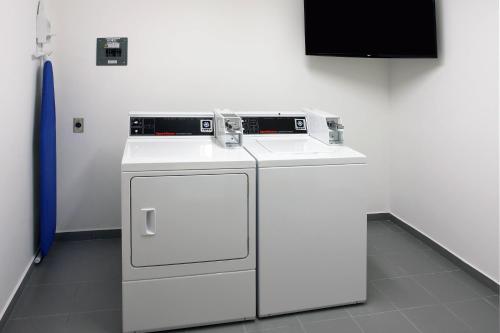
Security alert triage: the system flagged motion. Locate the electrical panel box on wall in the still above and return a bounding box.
[96,37,128,66]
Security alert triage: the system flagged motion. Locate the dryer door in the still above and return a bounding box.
[130,174,249,267]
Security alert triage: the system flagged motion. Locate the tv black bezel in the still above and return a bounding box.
[304,0,438,59]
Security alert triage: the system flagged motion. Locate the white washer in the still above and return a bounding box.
[236,111,368,317]
[121,112,256,333]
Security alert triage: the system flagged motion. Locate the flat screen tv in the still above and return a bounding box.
[304,0,437,58]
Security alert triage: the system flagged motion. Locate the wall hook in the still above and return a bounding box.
[34,0,54,59]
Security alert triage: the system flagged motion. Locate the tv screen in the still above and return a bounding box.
[304,0,437,58]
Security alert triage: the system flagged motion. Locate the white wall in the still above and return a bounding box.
[0,0,39,319]
[48,0,390,232]
[389,0,499,282]
[46,0,498,283]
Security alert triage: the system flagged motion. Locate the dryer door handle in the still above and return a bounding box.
[140,208,156,236]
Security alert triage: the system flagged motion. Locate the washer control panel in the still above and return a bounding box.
[241,116,307,135]
[130,117,214,136]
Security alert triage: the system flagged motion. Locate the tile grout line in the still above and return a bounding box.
[408,273,485,305]
[367,220,471,292]
[368,282,424,333]
[372,243,497,332]
[369,276,408,311]
[9,311,71,321]
[296,309,371,333]
[2,239,121,329]
[408,275,475,332]
[446,271,498,299]
[3,273,31,324]
[245,321,292,333]
[296,315,308,333]
[368,269,462,283]
[296,310,354,325]
[406,275,443,304]
[398,310,425,333]
[441,303,475,332]
[482,296,499,309]
[9,306,122,321]
[5,312,70,330]
[245,326,289,333]
[348,302,456,319]
[345,306,367,333]
[26,279,121,288]
[367,246,462,257]
[375,219,499,293]
[367,245,442,257]
[368,225,495,295]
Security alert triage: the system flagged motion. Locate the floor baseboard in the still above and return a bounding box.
[368,213,500,293]
[55,229,121,241]
[0,257,35,331]
[367,213,393,221]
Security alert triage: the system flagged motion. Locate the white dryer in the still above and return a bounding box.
[235,111,367,317]
[121,112,256,332]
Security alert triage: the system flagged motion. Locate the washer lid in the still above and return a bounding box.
[122,137,256,171]
[243,136,366,167]
[256,138,332,154]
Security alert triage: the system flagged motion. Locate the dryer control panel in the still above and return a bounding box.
[241,116,307,135]
[130,117,214,136]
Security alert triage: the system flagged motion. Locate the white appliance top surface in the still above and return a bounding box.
[122,137,255,171]
[243,135,366,167]
[235,111,306,117]
[256,137,333,154]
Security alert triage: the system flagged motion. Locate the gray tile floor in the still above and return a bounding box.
[2,220,498,333]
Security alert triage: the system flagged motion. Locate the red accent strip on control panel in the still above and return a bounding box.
[259,130,278,134]
[155,132,176,136]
